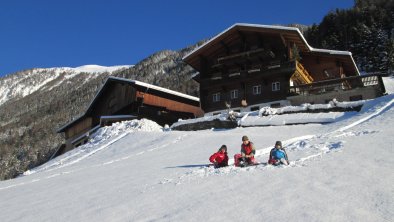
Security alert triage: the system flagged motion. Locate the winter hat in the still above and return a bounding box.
[275,141,282,147]
[219,145,227,152]
[242,135,249,141]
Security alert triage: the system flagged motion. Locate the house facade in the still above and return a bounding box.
[56,77,203,155]
[183,23,386,115]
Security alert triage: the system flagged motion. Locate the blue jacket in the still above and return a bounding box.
[270,148,288,161]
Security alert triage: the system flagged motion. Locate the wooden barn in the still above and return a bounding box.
[56,76,203,155]
[183,23,386,114]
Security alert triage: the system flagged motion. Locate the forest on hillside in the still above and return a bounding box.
[305,0,394,74]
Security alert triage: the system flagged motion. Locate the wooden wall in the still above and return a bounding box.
[136,91,203,117]
[301,55,343,82]
[201,75,290,112]
[91,83,136,125]
[65,117,92,140]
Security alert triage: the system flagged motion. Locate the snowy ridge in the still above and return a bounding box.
[72,65,132,73]
[0,65,132,106]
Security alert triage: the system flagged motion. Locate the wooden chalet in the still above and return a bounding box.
[183,23,386,114]
[56,77,203,155]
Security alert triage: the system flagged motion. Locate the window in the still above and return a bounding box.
[230,89,239,99]
[212,93,220,102]
[270,103,281,108]
[272,82,280,91]
[350,95,363,101]
[250,106,260,111]
[253,85,261,95]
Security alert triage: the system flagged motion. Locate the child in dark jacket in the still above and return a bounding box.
[209,145,229,168]
[268,141,289,166]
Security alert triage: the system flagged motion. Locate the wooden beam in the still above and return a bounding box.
[220,40,230,55]
[280,34,286,46]
[199,55,209,76]
[217,48,266,63]
[255,33,265,49]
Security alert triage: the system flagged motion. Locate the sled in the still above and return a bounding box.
[233,154,260,167]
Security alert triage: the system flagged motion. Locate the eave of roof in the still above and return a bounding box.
[183,23,359,75]
[56,114,86,133]
[183,23,307,60]
[84,76,199,115]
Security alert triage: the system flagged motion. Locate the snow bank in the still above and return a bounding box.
[91,118,163,144]
[383,76,394,94]
[259,99,364,116]
[240,111,351,126]
[171,113,229,128]
[171,99,366,129]
[24,119,163,175]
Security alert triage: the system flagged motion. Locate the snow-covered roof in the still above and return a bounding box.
[183,23,352,60]
[108,76,199,102]
[183,23,298,60]
[100,115,137,119]
[183,23,360,75]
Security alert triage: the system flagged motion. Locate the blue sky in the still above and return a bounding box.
[0,0,354,77]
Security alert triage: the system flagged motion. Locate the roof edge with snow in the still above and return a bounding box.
[183,23,359,75]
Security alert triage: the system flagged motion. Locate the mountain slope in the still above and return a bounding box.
[0,65,131,106]
[0,79,393,222]
[0,42,203,180]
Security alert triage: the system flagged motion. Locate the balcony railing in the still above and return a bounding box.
[289,74,386,96]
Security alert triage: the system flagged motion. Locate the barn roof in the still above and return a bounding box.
[57,77,199,133]
[183,23,359,76]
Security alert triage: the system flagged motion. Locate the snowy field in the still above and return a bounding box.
[0,77,393,222]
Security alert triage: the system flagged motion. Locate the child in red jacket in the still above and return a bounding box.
[234,135,257,167]
[209,145,229,168]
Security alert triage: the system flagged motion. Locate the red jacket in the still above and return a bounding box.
[241,142,255,157]
[209,151,229,164]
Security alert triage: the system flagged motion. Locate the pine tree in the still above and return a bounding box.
[305,0,394,73]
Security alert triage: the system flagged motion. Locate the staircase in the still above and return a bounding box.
[291,61,314,85]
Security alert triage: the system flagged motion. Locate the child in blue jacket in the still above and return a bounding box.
[268,141,289,165]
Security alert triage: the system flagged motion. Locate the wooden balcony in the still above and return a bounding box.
[288,74,386,96]
[199,61,296,89]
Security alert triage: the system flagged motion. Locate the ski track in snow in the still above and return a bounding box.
[157,129,378,188]
[0,133,190,191]
[24,119,165,175]
[25,131,131,175]
[157,97,394,186]
[102,133,189,165]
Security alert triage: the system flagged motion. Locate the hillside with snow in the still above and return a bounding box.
[0,65,131,106]
[0,77,393,222]
[0,45,201,181]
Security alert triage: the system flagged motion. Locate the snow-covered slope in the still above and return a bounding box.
[0,79,393,222]
[72,65,132,73]
[0,65,132,106]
